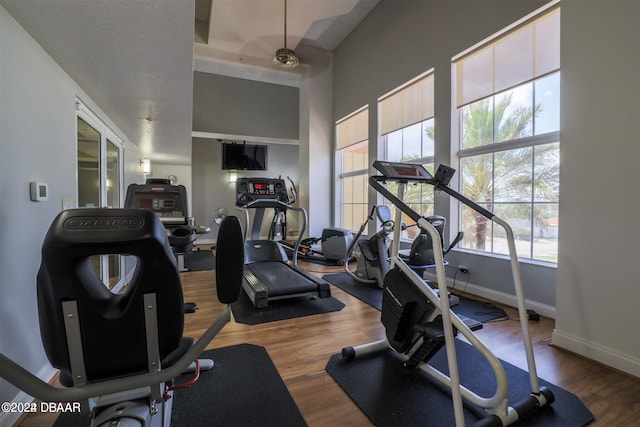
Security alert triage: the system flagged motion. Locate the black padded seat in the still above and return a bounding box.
[37,208,187,385]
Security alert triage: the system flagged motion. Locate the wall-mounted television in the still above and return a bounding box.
[222,143,268,170]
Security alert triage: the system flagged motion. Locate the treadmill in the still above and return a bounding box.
[236,177,331,308]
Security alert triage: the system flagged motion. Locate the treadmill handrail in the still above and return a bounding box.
[238,199,307,266]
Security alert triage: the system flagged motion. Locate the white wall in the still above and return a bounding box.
[0,7,144,424]
[552,0,640,377]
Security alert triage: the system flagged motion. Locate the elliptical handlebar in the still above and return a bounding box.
[343,205,393,285]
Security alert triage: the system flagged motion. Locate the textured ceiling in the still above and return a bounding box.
[1,0,379,164]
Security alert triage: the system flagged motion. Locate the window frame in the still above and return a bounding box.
[452,4,560,264]
[335,106,369,232]
[378,70,436,239]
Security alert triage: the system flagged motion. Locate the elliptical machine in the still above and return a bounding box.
[273,176,353,265]
[344,205,394,288]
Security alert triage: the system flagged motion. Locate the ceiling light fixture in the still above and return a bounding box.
[273,0,299,68]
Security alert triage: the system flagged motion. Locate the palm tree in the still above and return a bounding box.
[460,94,559,251]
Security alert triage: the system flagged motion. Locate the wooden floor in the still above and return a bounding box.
[18,257,640,427]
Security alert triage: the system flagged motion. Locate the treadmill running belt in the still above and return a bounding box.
[246,262,319,297]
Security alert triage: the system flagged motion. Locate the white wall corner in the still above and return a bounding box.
[551,329,640,379]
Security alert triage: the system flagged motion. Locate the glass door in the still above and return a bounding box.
[76,101,125,291]
[106,139,122,288]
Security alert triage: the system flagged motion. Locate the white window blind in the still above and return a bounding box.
[379,72,434,136]
[455,7,560,107]
[336,107,369,150]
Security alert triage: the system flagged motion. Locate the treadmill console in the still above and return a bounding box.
[236,178,290,207]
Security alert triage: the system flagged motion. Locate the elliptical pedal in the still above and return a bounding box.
[404,320,448,368]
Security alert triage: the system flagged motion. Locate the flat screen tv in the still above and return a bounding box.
[222,143,268,170]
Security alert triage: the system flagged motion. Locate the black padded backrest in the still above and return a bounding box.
[37,208,184,384]
[215,216,244,304]
[409,215,446,266]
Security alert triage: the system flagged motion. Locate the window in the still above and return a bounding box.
[336,106,369,231]
[379,71,435,239]
[453,6,560,263]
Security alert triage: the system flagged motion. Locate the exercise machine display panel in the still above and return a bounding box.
[125,183,188,225]
[236,177,289,207]
[373,161,434,181]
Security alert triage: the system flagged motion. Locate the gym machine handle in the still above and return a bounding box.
[238,198,308,266]
[368,174,495,224]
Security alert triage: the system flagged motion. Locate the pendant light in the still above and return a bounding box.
[273,0,299,68]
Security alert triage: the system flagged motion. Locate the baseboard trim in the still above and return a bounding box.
[551,329,640,379]
[423,271,557,319]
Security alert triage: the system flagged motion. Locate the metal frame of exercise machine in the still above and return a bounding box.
[341,161,554,427]
[343,205,394,288]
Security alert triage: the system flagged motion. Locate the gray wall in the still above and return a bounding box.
[333,0,640,376]
[193,72,299,140]
[0,6,144,422]
[191,59,334,239]
[297,45,334,238]
[332,0,556,314]
[192,138,301,242]
[552,0,640,377]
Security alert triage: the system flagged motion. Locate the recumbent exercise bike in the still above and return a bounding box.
[0,208,244,427]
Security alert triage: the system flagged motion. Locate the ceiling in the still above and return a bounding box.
[1,0,379,164]
[195,0,380,87]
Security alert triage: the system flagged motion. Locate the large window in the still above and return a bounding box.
[380,72,435,239]
[453,6,560,263]
[336,106,369,231]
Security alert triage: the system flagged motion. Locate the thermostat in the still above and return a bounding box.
[30,181,48,201]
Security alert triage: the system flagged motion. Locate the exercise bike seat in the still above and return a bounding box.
[37,208,189,386]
